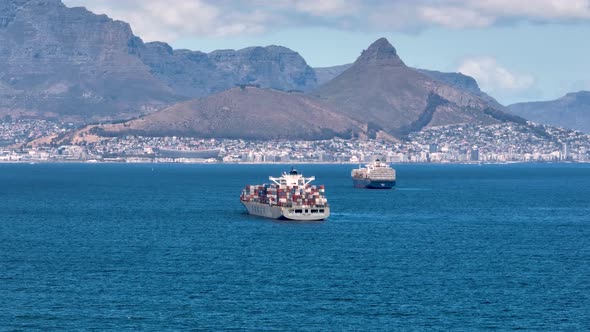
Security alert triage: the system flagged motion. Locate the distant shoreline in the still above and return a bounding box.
[1,160,589,165]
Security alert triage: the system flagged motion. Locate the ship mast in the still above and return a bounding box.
[269,168,315,186]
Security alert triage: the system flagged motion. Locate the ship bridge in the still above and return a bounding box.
[269,168,315,186]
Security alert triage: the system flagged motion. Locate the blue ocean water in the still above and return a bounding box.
[1,163,589,331]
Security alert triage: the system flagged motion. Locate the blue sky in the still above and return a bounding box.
[62,0,590,105]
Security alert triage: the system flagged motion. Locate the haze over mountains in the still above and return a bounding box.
[0,0,587,140]
[508,91,590,133]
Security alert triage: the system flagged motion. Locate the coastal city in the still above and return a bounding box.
[1,119,589,163]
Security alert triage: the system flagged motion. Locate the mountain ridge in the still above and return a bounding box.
[312,38,516,138]
[0,0,180,122]
[65,87,374,142]
[72,38,521,142]
[314,65,503,109]
[508,91,590,133]
[1,1,530,141]
[0,0,318,122]
[136,42,318,98]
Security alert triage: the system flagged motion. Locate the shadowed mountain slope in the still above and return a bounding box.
[0,0,178,122]
[91,87,368,140]
[312,38,517,137]
[314,63,502,108]
[79,38,521,142]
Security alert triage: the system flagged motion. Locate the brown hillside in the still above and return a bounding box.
[96,87,368,140]
[313,38,514,137]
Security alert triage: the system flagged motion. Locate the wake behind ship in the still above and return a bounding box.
[352,159,396,189]
[240,169,330,221]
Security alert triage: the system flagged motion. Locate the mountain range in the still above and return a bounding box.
[315,63,501,108]
[92,87,366,141]
[0,0,177,122]
[508,91,590,133]
[0,0,316,122]
[1,0,586,141]
[311,38,516,138]
[72,38,521,142]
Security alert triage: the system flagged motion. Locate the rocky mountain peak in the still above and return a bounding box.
[356,37,405,66]
[0,0,319,121]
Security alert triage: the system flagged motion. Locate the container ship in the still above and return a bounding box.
[351,160,396,189]
[240,169,330,221]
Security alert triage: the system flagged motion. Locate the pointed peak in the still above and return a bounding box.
[356,37,405,67]
[368,38,397,53]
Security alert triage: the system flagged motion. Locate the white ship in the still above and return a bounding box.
[351,159,396,189]
[240,169,330,221]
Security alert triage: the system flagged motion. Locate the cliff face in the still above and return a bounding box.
[417,69,504,109]
[0,0,318,122]
[52,38,527,142]
[136,43,318,98]
[1,2,524,140]
[0,0,178,122]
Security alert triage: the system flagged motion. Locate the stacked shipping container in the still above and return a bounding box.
[240,183,328,208]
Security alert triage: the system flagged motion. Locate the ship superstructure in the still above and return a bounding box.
[351,159,396,189]
[240,169,330,221]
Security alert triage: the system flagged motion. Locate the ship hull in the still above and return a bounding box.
[241,201,329,221]
[353,178,396,189]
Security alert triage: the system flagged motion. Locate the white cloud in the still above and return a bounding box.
[413,0,590,29]
[418,6,494,29]
[458,56,535,94]
[470,0,590,20]
[292,0,360,16]
[62,0,590,41]
[63,0,275,41]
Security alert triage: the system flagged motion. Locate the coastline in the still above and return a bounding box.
[1,160,588,165]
